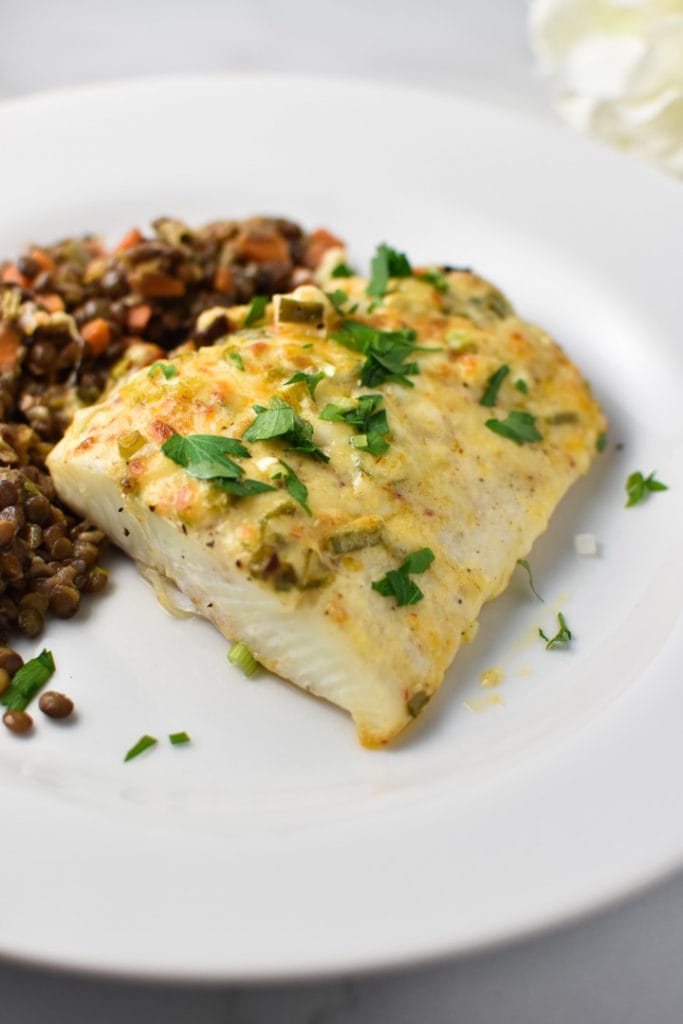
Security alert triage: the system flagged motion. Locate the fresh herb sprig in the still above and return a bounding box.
[325,289,358,316]
[480,365,510,407]
[367,243,412,299]
[284,370,325,401]
[485,410,542,445]
[272,459,312,515]
[539,612,572,649]
[625,470,668,507]
[372,548,435,607]
[332,320,437,389]
[320,394,390,456]
[148,362,178,381]
[243,396,329,461]
[244,295,268,328]
[516,559,543,601]
[161,433,274,497]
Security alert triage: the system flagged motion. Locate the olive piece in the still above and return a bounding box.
[0,647,22,676]
[3,709,33,734]
[39,691,74,720]
[0,667,10,696]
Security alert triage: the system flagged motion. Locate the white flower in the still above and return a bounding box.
[529,0,683,178]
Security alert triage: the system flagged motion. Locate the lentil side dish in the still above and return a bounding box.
[0,215,341,721]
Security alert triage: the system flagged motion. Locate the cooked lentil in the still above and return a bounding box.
[38,690,74,719]
[2,708,32,734]
[0,215,338,673]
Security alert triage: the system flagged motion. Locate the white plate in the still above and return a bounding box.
[0,74,681,982]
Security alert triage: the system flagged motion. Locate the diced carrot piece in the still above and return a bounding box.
[233,229,289,264]
[0,325,21,373]
[1,264,29,288]
[30,248,55,273]
[305,228,344,269]
[81,318,112,357]
[213,265,235,292]
[126,304,153,332]
[39,293,65,313]
[130,273,185,298]
[115,227,143,253]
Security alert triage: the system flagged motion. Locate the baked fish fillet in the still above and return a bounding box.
[47,267,606,746]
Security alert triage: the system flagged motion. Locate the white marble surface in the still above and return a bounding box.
[1,1,682,1020]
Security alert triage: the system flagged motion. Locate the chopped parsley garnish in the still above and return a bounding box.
[625,470,668,507]
[372,548,435,607]
[161,433,274,497]
[514,378,528,394]
[332,320,436,389]
[226,351,245,371]
[320,393,390,456]
[485,411,542,445]
[124,734,158,762]
[228,642,259,677]
[418,268,449,292]
[596,432,608,452]
[244,294,268,328]
[479,364,510,407]
[147,361,177,380]
[331,262,354,278]
[284,370,325,400]
[0,649,55,712]
[516,559,543,601]
[169,731,190,746]
[324,289,358,316]
[243,396,329,461]
[367,243,412,299]
[539,612,572,649]
[272,459,311,515]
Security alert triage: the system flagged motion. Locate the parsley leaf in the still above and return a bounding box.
[320,394,390,456]
[485,411,542,445]
[596,432,608,452]
[148,361,178,381]
[226,351,245,371]
[162,434,250,480]
[244,295,268,328]
[372,548,435,607]
[480,364,510,407]
[284,370,325,400]
[0,649,55,712]
[161,433,274,497]
[625,470,668,507]
[272,459,311,515]
[514,378,529,394]
[325,289,358,316]
[332,320,435,389]
[516,559,543,601]
[243,396,329,462]
[331,262,354,278]
[539,612,572,649]
[124,734,158,762]
[418,268,449,292]
[367,243,412,298]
